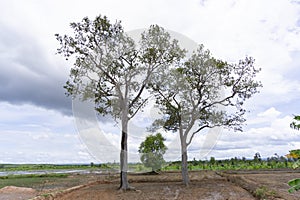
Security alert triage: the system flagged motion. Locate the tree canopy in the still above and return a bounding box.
[138,133,168,172]
[290,115,300,130]
[149,44,262,185]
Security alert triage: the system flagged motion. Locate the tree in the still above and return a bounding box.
[149,45,262,185]
[254,152,262,162]
[290,115,300,130]
[55,15,184,190]
[288,115,300,193]
[210,157,216,165]
[286,149,300,159]
[138,133,168,172]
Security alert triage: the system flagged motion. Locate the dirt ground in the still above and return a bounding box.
[222,170,300,200]
[1,170,300,200]
[55,171,255,200]
[0,186,38,200]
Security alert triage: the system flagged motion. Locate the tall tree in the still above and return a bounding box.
[55,15,185,190]
[138,133,167,172]
[149,45,262,185]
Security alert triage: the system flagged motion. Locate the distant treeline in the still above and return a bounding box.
[163,155,297,171]
[1,154,298,172]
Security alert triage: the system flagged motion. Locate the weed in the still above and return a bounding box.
[254,186,277,200]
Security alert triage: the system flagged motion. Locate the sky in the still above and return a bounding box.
[0,0,300,164]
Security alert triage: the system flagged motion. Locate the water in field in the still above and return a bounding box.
[0,169,112,176]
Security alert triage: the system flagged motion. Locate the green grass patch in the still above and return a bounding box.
[254,186,277,199]
[0,164,98,171]
[0,173,68,190]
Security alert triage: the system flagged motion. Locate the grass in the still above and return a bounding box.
[0,173,69,190]
[0,164,102,171]
[0,158,297,173]
[254,186,277,200]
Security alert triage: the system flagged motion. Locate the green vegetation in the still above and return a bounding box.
[288,178,300,193]
[287,115,300,193]
[149,42,262,185]
[0,173,68,179]
[0,154,297,174]
[0,163,105,172]
[162,155,295,171]
[254,186,277,200]
[0,155,298,191]
[0,173,68,189]
[286,149,300,159]
[290,115,300,130]
[138,133,167,172]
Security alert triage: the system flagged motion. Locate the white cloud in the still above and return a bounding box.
[258,107,281,118]
[0,102,95,163]
[205,110,300,159]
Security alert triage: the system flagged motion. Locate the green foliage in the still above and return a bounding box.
[254,152,262,162]
[210,157,216,165]
[0,173,68,189]
[286,149,300,159]
[0,164,107,172]
[254,186,277,199]
[288,178,300,193]
[138,133,168,172]
[0,173,68,180]
[162,155,295,171]
[150,46,262,135]
[56,15,185,119]
[292,160,300,169]
[290,115,300,130]
[287,158,300,193]
[149,42,261,185]
[287,116,300,193]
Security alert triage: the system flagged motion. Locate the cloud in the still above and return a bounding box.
[204,108,300,159]
[1,0,299,116]
[257,107,281,118]
[0,102,73,133]
[0,129,96,164]
[0,102,97,163]
[0,23,72,115]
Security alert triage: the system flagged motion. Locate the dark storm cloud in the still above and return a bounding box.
[0,23,72,115]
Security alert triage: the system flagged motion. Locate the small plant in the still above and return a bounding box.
[41,193,52,198]
[255,186,268,199]
[254,186,276,199]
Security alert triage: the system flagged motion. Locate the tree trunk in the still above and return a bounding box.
[181,141,189,186]
[179,127,189,186]
[119,108,129,190]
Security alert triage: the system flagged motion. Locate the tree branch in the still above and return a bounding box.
[129,97,150,120]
